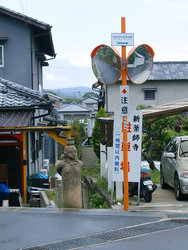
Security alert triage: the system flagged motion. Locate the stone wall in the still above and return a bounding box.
[81,145,98,167]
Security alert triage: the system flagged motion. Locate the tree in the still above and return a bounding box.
[142,114,188,170]
[71,120,87,159]
[64,97,81,104]
[44,90,57,96]
[92,107,106,159]
[82,92,98,99]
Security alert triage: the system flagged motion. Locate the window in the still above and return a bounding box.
[179,140,188,157]
[144,90,155,100]
[86,104,93,109]
[0,45,4,67]
[166,139,178,155]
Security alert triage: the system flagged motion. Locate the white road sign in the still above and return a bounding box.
[111,33,134,46]
[112,110,143,182]
[127,111,143,182]
[120,86,129,116]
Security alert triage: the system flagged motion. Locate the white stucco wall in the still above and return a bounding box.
[106,80,188,112]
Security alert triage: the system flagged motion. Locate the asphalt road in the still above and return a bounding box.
[2,185,188,249]
[93,56,120,83]
[87,224,188,250]
[0,208,161,250]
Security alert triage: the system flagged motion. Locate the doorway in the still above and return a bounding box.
[0,146,21,190]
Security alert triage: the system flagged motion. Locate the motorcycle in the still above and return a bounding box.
[129,164,157,202]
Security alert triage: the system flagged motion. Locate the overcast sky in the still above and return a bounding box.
[0,0,187,89]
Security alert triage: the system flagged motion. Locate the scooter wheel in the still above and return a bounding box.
[144,192,152,202]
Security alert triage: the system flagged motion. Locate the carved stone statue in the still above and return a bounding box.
[56,140,83,208]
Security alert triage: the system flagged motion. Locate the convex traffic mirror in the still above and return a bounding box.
[126,44,154,84]
[91,44,122,85]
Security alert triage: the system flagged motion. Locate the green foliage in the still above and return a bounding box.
[64,97,81,104]
[96,177,108,191]
[181,115,188,131]
[71,120,87,159]
[45,189,55,201]
[137,104,150,110]
[82,164,110,209]
[44,90,57,96]
[92,107,107,158]
[82,92,98,99]
[96,45,121,69]
[82,164,109,194]
[143,116,175,160]
[89,193,109,208]
[150,170,160,184]
[82,165,100,179]
[142,113,188,166]
[49,165,56,177]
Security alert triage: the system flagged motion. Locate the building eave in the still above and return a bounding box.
[0,5,56,57]
[0,6,50,30]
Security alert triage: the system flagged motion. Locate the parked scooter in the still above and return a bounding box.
[129,164,157,202]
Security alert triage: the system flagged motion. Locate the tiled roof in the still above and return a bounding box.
[58,103,91,113]
[82,95,98,102]
[0,5,55,57]
[149,61,188,80]
[0,78,53,109]
[0,5,50,30]
[0,78,66,126]
[0,110,33,126]
[0,91,37,107]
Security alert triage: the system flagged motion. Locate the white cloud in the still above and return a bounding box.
[1,0,188,88]
[43,58,96,89]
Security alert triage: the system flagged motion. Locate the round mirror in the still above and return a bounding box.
[126,44,154,84]
[91,44,122,85]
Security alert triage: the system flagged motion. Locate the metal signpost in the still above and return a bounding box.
[111,33,134,46]
[121,17,129,211]
[91,17,154,212]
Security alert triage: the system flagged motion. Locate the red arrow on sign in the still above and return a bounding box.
[122,88,127,94]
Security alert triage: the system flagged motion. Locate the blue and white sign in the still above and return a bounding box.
[111,33,134,46]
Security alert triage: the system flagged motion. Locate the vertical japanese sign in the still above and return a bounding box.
[112,111,123,181]
[127,110,143,182]
[112,110,142,182]
[120,86,129,116]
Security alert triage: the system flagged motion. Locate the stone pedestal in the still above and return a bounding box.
[56,140,83,208]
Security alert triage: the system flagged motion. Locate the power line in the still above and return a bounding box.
[19,0,25,14]
[47,67,92,70]
[24,0,29,15]
[19,0,29,15]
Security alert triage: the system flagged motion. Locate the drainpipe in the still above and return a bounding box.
[30,30,34,90]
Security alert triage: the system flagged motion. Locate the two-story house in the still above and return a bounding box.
[81,95,98,112]
[105,61,188,112]
[92,61,188,198]
[0,6,63,204]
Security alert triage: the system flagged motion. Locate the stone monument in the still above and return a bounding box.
[56,140,83,208]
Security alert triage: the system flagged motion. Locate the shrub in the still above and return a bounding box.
[89,193,109,208]
[92,107,106,158]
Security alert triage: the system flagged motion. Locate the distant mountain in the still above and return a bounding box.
[46,86,94,98]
